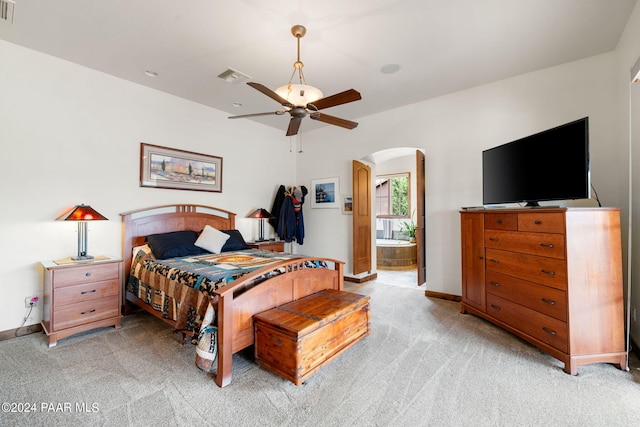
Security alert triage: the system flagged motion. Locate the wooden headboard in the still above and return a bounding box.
[120,204,236,286]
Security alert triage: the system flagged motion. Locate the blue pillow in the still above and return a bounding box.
[220,229,249,252]
[146,230,208,259]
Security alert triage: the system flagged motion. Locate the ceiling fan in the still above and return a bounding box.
[228,25,361,136]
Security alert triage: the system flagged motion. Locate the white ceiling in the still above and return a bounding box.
[0,0,636,135]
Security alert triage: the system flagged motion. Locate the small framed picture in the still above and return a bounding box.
[342,196,353,214]
[310,177,340,209]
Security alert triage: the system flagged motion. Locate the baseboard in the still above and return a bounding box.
[0,323,43,342]
[425,290,462,302]
[344,273,378,283]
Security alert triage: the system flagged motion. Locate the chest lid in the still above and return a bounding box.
[254,289,370,337]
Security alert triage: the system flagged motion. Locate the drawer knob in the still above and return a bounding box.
[490,281,500,287]
[85,272,92,277]
[479,256,484,260]
[489,237,499,241]
[541,298,556,305]
[495,219,502,224]
[81,289,97,295]
[542,327,557,336]
[541,269,556,276]
[540,243,554,248]
[534,220,542,225]
[80,309,96,315]
[490,304,501,311]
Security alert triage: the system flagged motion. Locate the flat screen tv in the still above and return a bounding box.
[482,117,590,207]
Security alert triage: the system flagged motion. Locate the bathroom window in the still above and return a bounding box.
[376,173,410,218]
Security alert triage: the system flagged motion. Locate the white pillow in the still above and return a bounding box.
[195,225,230,254]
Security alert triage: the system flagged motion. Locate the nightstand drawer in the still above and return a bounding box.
[52,295,120,331]
[53,263,119,287]
[53,279,119,307]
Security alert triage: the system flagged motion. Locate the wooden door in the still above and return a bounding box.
[416,150,426,285]
[352,160,372,275]
[461,212,486,311]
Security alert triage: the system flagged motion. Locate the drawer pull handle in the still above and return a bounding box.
[541,269,555,276]
[80,309,96,315]
[541,298,556,305]
[490,304,501,311]
[81,289,97,295]
[542,327,557,336]
[540,243,554,248]
[85,272,92,277]
[489,259,500,263]
[495,219,502,224]
[534,220,542,225]
[490,281,500,287]
[489,237,499,241]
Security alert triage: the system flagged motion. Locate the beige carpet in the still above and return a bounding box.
[1,279,639,426]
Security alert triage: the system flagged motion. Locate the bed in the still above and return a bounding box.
[121,204,344,387]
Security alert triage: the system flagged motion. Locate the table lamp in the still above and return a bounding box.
[246,208,273,242]
[58,204,108,260]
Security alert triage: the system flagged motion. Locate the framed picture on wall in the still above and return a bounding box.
[140,143,223,192]
[310,177,340,209]
[342,195,353,214]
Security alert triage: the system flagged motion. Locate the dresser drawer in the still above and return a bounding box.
[53,279,119,307]
[484,213,517,231]
[52,295,120,331]
[485,248,567,290]
[485,230,565,259]
[487,294,567,352]
[518,212,565,234]
[52,263,120,288]
[485,271,567,321]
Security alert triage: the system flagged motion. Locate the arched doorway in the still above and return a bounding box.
[353,147,426,287]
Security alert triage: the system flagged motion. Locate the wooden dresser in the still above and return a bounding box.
[41,258,122,347]
[460,207,626,375]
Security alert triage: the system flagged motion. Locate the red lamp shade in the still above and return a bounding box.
[246,208,273,242]
[58,204,108,221]
[58,204,107,260]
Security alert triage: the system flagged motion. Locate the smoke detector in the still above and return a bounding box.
[0,0,15,25]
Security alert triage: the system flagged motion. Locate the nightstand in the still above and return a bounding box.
[40,258,122,347]
[247,240,285,252]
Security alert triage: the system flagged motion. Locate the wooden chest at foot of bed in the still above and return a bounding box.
[254,289,370,385]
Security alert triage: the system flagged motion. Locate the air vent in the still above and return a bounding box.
[217,67,251,84]
[0,0,15,25]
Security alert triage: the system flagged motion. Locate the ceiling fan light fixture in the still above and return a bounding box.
[275,83,323,107]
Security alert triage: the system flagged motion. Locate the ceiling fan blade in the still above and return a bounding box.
[311,112,359,130]
[308,89,361,111]
[247,82,294,108]
[228,111,286,119]
[286,116,303,136]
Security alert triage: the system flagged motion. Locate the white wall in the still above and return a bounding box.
[297,52,622,296]
[615,2,640,346]
[0,40,295,331]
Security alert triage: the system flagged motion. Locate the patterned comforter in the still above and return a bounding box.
[127,246,325,341]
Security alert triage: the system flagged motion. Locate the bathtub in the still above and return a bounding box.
[375,239,413,247]
[376,239,417,270]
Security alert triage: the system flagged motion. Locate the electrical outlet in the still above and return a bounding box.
[24,296,39,308]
